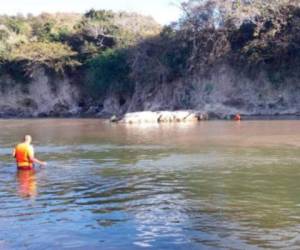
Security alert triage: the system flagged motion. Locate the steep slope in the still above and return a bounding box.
[0,2,300,118]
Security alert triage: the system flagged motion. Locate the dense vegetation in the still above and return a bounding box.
[0,10,160,89]
[130,0,300,88]
[1,0,300,100]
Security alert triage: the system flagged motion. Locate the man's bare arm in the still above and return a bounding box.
[29,146,47,166]
[32,158,47,166]
[28,156,47,166]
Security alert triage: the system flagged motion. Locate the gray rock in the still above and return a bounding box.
[120,110,204,124]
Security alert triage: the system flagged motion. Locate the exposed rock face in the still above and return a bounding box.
[104,64,300,119]
[0,67,80,117]
[1,64,300,119]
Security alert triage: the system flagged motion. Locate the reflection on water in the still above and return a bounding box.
[1,119,300,249]
[16,170,37,198]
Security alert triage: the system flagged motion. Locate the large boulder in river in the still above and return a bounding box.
[120,110,205,123]
[121,111,159,123]
[158,111,175,122]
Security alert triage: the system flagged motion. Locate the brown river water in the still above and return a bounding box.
[1,119,300,249]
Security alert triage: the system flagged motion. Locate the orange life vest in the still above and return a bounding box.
[15,143,34,169]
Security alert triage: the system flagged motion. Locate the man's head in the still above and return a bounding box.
[24,135,32,144]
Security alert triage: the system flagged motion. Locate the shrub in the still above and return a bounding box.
[4,17,31,36]
[85,49,132,98]
[10,42,80,73]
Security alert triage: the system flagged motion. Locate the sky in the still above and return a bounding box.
[0,0,184,24]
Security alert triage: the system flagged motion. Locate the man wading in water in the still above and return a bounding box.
[13,135,47,170]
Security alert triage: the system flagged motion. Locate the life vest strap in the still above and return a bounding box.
[17,162,33,167]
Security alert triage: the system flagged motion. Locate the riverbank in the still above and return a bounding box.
[1,112,300,121]
[1,4,300,121]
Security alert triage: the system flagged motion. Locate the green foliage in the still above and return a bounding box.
[0,9,160,80]
[10,42,80,73]
[0,2,299,104]
[162,42,191,77]
[0,60,31,83]
[1,2,299,97]
[0,29,10,41]
[82,11,121,49]
[84,9,114,22]
[170,0,300,81]
[55,26,72,41]
[4,17,31,35]
[29,13,80,42]
[86,49,132,98]
[0,42,9,59]
[11,42,75,60]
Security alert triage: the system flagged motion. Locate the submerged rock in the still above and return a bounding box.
[120,110,205,124]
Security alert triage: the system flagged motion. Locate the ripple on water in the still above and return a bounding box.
[2,120,300,249]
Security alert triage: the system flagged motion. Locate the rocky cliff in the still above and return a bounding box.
[101,64,300,119]
[0,67,80,117]
[1,63,299,119]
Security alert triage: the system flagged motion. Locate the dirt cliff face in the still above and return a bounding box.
[1,64,300,118]
[101,64,300,118]
[0,67,80,117]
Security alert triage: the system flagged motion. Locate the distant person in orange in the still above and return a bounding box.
[234,114,241,121]
[13,135,47,170]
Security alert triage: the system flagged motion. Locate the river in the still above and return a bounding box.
[1,119,300,249]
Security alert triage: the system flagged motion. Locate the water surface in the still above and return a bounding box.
[1,119,300,249]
